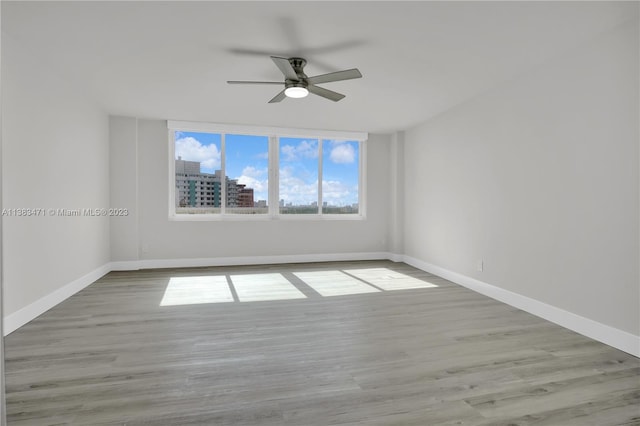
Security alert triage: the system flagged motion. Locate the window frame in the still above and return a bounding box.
[168,120,367,221]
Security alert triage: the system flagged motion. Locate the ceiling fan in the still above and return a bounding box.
[227,56,362,103]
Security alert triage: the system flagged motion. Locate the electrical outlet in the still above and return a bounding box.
[476,260,483,272]
[141,243,149,254]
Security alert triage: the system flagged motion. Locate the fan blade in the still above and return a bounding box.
[227,81,283,85]
[271,56,299,81]
[268,90,287,103]
[307,85,345,102]
[228,47,283,56]
[304,40,366,55]
[308,68,362,85]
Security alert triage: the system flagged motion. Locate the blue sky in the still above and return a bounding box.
[175,131,359,206]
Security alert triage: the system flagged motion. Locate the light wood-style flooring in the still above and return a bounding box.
[4,260,640,425]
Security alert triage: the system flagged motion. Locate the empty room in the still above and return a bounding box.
[0,1,638,425]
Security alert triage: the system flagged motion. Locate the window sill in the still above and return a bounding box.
[168,214,366,222]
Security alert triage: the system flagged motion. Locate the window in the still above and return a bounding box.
[169,121,366,219]
[174,131,222,214]
[279,138,319,214]
[225,134,269,214]
[322,140,359,214]
[173,131,268,215]
[279,138,360,215]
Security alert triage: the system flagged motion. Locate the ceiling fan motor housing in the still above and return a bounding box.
[288,57,307,75]
[287,57,309,89]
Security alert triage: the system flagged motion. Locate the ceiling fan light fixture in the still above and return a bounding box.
[284,86,309,98]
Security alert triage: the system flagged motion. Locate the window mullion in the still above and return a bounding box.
[269,135,278,217]
[221,133,226,215]
[359,140,365,217]
[318,140,323,215]
[169,130,176,217]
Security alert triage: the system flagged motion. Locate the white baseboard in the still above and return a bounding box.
[110,260,141,271]
[111,251,393,271]
[402,255,640,358]
[3,263,112,335]
[387,252,404,262]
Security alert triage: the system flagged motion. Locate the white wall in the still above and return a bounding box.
[1,33,110,322]
[388,132,404,258]
[110,117,139,262]
[0,4,6,422]
[403,19,639,339]
[110,117,391,265]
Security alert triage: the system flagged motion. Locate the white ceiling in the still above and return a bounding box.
[2,1,636,134]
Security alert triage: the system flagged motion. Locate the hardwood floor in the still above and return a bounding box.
[4,260,639,425]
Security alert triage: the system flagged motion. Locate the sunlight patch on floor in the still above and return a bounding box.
[345,268,438,290]
[293,270,380,296]
[231,273,307,302]
[160,276,234,306]
[159,268,437,307]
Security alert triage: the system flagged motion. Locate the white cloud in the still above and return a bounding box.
[281,140,318,162]
[278,167,357,206]
[329,143,355,164]
[236,167,268,200]
[175,137,221,173]
[278,166,318,205]
[322,180,358,206]
[240,166,266,179]
[237,175,268,200]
